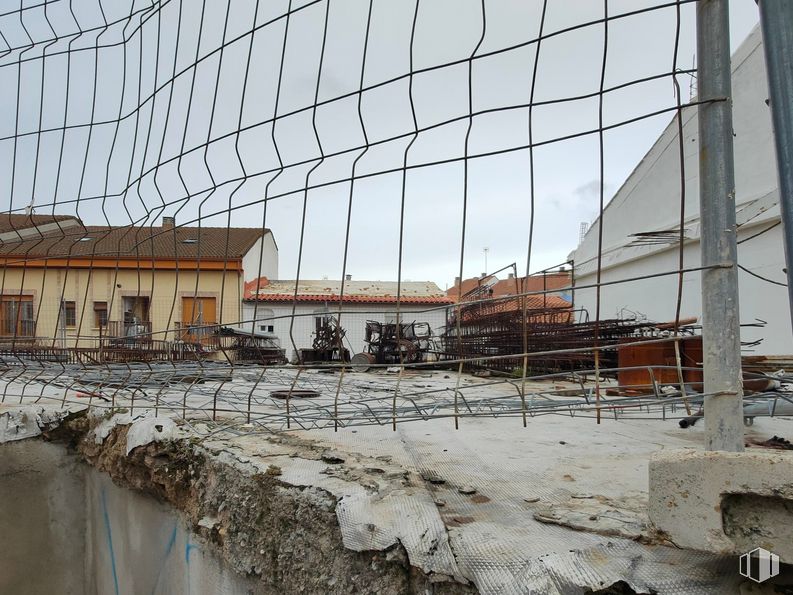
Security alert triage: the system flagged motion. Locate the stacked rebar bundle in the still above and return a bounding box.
[441,298,686,374]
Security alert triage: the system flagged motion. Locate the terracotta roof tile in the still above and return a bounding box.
[447,272,572,303]
[490,272,571,297]
[0,214,79,233]
[247,279,453,305]
[446,275,497,299]
[251,293,452,305]
[0,224,267,261]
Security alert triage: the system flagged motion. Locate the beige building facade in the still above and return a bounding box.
[0,215,276,348]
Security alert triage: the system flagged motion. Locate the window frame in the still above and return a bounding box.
[0,295,34,337]
[93,301,108,329]
[63,301,77,327]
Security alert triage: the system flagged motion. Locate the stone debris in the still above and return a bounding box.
[124,416,179,455]
[420,471,446,484]
[533,500,647,541]
[747,434,793,450]
[321,451,345,464]
[265,464,282,476]
[0,405,82,443]
[90,411,135,444]
[197,515,219,529]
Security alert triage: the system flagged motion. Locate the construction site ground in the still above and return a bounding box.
[2,367,792,594]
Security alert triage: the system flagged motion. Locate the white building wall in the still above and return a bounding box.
[241,233,278,282]
[242,301,449,361]
[571,26,792,355]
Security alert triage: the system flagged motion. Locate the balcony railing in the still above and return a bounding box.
[174,322,217,344]
[102,320,153,342]
[0,319,36,339]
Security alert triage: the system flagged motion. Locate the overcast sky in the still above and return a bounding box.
[0,0,760,288]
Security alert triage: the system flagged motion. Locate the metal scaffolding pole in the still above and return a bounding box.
[758,0,793,330]
[696,0,744,452]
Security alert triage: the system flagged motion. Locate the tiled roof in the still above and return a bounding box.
[247,279,453,304]
[499,294,572,311]
[447,272,572,303]
[446,275,497,299]
[0,224,267,261]
[0,214,80,235]
[490,272,571,298]
[251,294,452,304]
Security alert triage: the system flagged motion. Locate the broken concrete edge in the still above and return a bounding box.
[1,406,477,594]
[648,448,793,562]
[0,403,85,442]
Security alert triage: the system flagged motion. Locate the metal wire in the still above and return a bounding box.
[0,0,776,434]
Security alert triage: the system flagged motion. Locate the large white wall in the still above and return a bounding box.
[571,25,791,355]
[242,232,278,282]
[242,301,449,360]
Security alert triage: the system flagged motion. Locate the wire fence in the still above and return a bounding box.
[0,0,784,434]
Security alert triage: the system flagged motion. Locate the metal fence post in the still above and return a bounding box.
[758,0,793,330]
[696,0,744,452]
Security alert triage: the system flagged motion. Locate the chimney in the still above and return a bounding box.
[480,272,486,278]
[559,266,566,272]
[162,216,175,229]
[508,272,514,279]
[244,277,269,299]
[454,276,460,285]
[345,274,352,281]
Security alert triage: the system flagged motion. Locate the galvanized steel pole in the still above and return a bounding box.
[758,0,793,331]
[696,0,744,452]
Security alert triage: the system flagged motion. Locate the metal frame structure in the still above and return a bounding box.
[1,0,791,446]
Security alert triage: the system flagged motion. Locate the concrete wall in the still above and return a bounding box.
[0,440,87,595]
[570,26,792,355]
[85,471,262,595]
[0,440,261,595]
[242,301,450,359]
[242,232,279,282]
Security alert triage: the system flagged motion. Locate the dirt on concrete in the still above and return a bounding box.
[43,411,476,595]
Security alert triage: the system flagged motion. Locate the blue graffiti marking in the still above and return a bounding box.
[185,541,200,595]
[151,522,179,595]
[101,488,120,595]
[165,523,177,557]
[185,541,200,564]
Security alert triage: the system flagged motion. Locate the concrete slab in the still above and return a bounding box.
[649,448,793,561]
[3,367,793,593]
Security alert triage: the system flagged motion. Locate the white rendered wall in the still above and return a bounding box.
[574,223,788,354]
[242,302,449,360]
[242,233,279,282]
[570,26,791,355]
